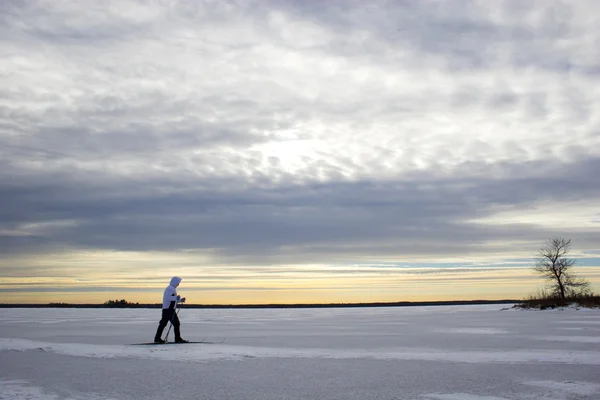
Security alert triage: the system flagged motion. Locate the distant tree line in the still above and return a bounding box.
[48,302,71,308]
[104,299,139,308]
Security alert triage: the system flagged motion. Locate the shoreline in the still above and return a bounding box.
[0,299,517,309]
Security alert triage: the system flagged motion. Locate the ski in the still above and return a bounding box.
[198,337,226,344]
[130,337,226,345]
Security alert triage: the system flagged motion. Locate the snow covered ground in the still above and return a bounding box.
[1,304,599,399]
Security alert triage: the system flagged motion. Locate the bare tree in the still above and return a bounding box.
[533,238,590,299]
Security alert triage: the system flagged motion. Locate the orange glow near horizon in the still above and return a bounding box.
[3,266,599,305]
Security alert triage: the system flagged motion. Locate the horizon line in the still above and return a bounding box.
[0,299,519,309]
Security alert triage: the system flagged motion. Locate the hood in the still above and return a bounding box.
[169,276,182,287]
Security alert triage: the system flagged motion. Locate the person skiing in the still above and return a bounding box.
[154,276,188,343]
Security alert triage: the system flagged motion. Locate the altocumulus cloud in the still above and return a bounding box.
[1,0,599,272]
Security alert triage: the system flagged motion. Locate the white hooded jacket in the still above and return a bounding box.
[162,276,182,309]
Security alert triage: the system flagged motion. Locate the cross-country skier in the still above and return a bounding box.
[154,276,188,343]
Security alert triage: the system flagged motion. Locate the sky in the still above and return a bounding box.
[1,0,599,304]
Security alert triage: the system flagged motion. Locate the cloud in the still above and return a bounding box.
[2,157,599,266]
[1,0,599,272]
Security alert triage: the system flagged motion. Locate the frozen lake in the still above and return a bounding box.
[1,304,600,399]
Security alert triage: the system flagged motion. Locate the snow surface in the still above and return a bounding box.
[1,304,600,399]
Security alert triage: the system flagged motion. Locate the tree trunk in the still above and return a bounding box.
[557,279,566,299]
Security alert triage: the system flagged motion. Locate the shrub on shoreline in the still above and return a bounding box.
[514,294,600,310]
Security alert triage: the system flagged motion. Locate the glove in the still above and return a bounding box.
[181,297,186,303]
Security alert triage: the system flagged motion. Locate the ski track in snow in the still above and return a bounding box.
[422,394,511,400]
[0,379,120,400]
[523,380,600,396]
[4,377,599,400]
[1,337,599,365]
[529,335,600,343]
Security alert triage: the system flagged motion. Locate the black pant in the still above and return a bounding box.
[155,308,181,340]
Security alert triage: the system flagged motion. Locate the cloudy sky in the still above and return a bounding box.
[1,0,599,304]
